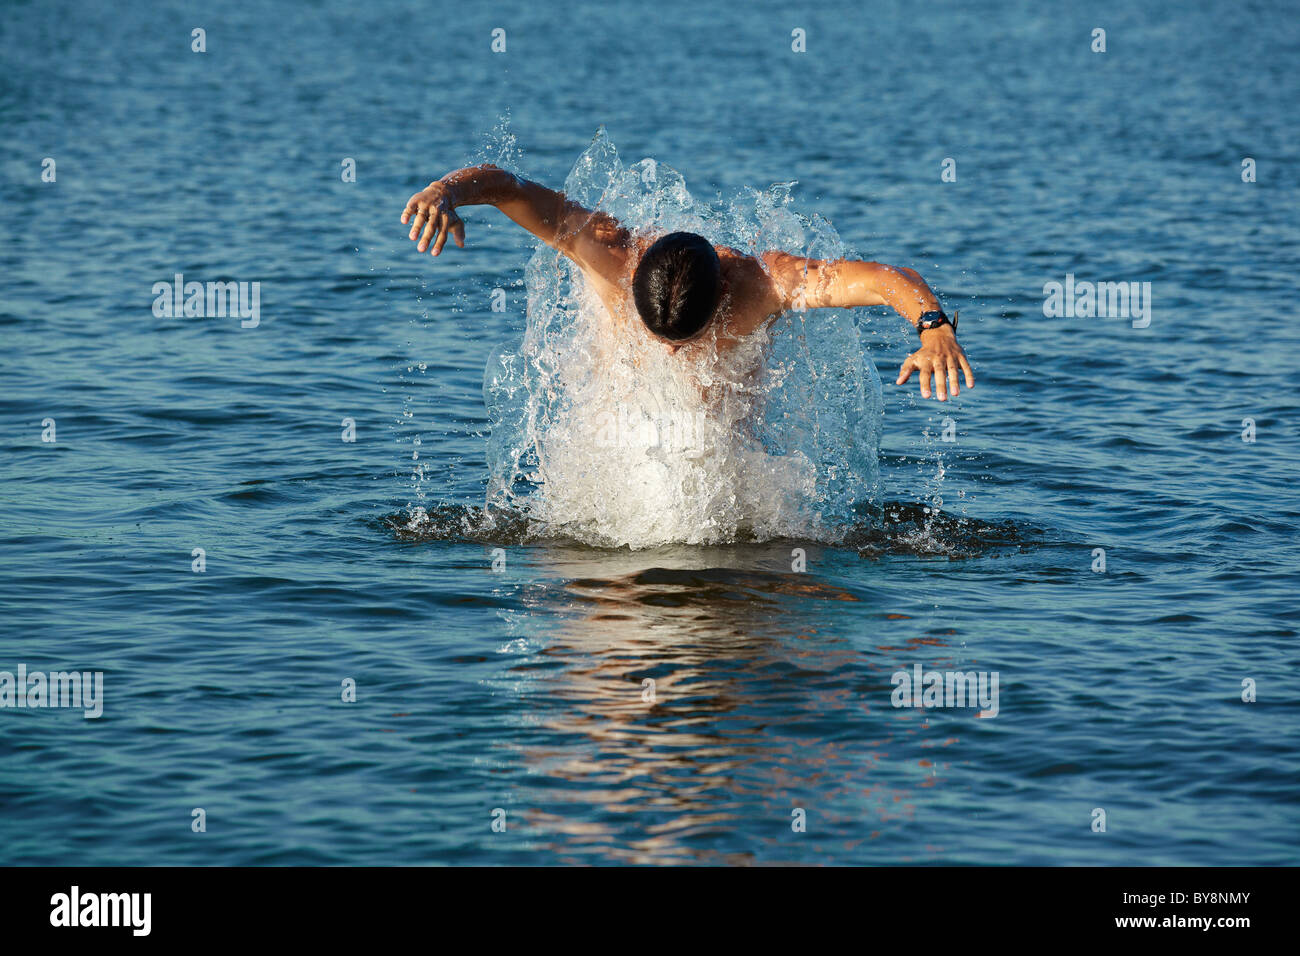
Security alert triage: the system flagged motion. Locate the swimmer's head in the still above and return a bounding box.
[632,232,722,344]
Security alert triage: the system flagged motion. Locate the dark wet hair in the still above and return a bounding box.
[631,232,722,341]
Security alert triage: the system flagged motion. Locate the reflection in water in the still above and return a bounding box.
[491,545,962,864]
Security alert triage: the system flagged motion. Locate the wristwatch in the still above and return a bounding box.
[917,310,957,335]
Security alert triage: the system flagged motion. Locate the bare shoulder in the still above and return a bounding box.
[758,249,812,286]
[586,233,653,328]
[562,210,640,290]
[715,247,788,338]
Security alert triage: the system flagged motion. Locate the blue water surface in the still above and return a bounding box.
[1,0,1298,865]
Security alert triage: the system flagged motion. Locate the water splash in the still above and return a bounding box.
[476,129,884,549]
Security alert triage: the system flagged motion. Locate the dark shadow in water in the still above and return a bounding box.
[482,544,964,864]
[375,505,1035,862]
[380,500,1047,559]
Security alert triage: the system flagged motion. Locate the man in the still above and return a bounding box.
[401,164,973,401]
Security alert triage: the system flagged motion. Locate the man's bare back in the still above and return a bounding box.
[400,164,974,401]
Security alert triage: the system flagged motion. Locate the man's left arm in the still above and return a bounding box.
[763,254,974,401]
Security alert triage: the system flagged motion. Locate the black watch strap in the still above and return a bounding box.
[917,310,957,334]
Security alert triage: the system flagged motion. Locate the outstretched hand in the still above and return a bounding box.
[896,324,974,401]
[401,181,466,256]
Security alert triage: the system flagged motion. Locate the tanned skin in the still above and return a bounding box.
[401,164,974,401]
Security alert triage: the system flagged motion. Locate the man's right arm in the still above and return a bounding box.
[401,165,630,284]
